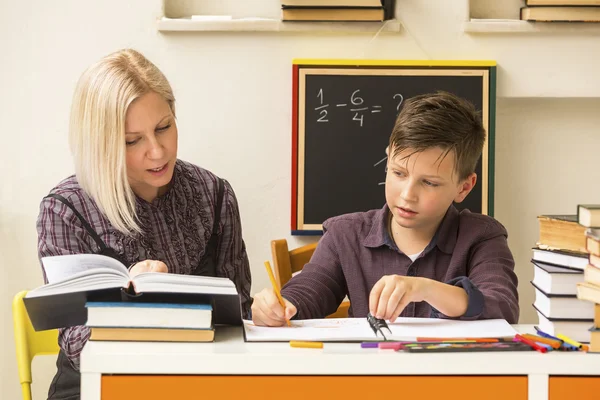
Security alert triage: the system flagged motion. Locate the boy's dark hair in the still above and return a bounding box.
[389,91,485,181]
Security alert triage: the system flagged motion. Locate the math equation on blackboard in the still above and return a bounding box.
[313,88,404,127]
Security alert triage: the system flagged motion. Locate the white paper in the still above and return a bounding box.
[243,317,517,342]
[387,318,517,340]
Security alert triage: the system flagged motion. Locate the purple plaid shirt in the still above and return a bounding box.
[282,205,519,324]
[36,159,252,370]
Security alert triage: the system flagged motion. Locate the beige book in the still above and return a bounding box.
[90,327,215,342]
[282,7,384,21]
[521,6,600,22]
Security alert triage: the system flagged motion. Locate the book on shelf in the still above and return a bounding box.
[521,6,600,22]
[532,282,594,319]
[578,204,600,228]
[591,253,600,269]
[577,281,600,304]
[526,0,600,5]
[587,235,600,257]
[24,254,242,331]
[534,305,592,343]
[537,214,587,254]
[584,263,600,287]
[531,260,583,296]
[282,7,385,21]
[281,0,382,6]
[532,247,588,270]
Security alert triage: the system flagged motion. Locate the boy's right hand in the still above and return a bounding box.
[251,288,297,326]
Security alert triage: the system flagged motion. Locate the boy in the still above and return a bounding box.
[252,92,519,326]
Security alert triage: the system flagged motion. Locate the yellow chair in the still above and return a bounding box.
[270,239,350,318]
[12,290,59,400]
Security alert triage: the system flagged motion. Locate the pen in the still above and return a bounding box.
[514,334,548,353]
[290,341,323,349]
[556,334,589,351]
[263,260,291,327]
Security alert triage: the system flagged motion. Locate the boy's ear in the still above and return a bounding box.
[454,173,477,203]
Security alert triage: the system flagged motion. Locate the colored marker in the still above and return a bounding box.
[290,341,323,349]
[514,334,547,353]
[556,334,589,351]
[361,342,379,348]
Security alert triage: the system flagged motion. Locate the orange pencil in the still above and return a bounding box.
[263,261,291,327]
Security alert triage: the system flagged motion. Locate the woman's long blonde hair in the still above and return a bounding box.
[69,49,175,235]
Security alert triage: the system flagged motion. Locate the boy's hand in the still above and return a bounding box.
[369,275,431,322]
[129,260,168,278]
[252,288,297,326]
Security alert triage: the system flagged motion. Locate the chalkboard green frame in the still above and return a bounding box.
[291,60,497,235]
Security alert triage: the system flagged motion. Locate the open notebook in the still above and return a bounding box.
[24,254,242,331]
[243,317,517,342]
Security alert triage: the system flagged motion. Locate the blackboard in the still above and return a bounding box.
[291,62,496,234]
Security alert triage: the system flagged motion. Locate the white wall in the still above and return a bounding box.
[2,0,600,398]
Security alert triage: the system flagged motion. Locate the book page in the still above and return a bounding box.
[132,273,237,295]
[243,318,374,342]
[387,318,517,340]
[26,268,127,297]
[42,253,128,284]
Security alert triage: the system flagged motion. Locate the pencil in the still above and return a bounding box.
[263,260,291,327]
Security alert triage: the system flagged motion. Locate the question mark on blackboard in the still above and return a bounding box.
[393,94,404,114]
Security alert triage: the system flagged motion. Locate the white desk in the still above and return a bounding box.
[80,325,600,400]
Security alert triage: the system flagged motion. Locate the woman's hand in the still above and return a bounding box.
[129,260,168,278]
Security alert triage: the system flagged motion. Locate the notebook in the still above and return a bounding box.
[242,314,517,342]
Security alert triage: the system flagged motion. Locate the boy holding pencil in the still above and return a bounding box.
[252,92,519,326]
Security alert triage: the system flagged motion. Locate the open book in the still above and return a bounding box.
[243,317,517,342]
[24,254,242,331]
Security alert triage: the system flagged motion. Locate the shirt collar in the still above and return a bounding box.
[362,203,459,255]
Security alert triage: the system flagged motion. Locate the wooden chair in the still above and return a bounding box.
[270,239,350,319]
[12,290,60,400]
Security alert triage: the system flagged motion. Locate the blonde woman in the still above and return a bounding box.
[36,49,252,399]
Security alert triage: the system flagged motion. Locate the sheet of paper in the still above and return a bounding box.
[243,317,517,342]
[243,318,373,342]
[387,318,517,339]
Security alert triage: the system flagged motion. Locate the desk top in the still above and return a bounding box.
[80,325,600,376]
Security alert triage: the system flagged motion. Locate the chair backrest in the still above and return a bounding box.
[270,239,317,288]
[12,290,59,400]
[270,239,350,319]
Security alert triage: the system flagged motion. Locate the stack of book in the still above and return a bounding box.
[532,211,592,343]
[86,302,215,342]
[280,0,395,22]
[24,253,243,335]
[521,0,600,22]
[575,205,600,352]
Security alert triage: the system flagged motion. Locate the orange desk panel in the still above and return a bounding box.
[550,376,600,400]
[101,375,527,400]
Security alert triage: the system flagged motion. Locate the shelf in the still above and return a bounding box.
[464,19,600,34]
[157,17,402,33]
